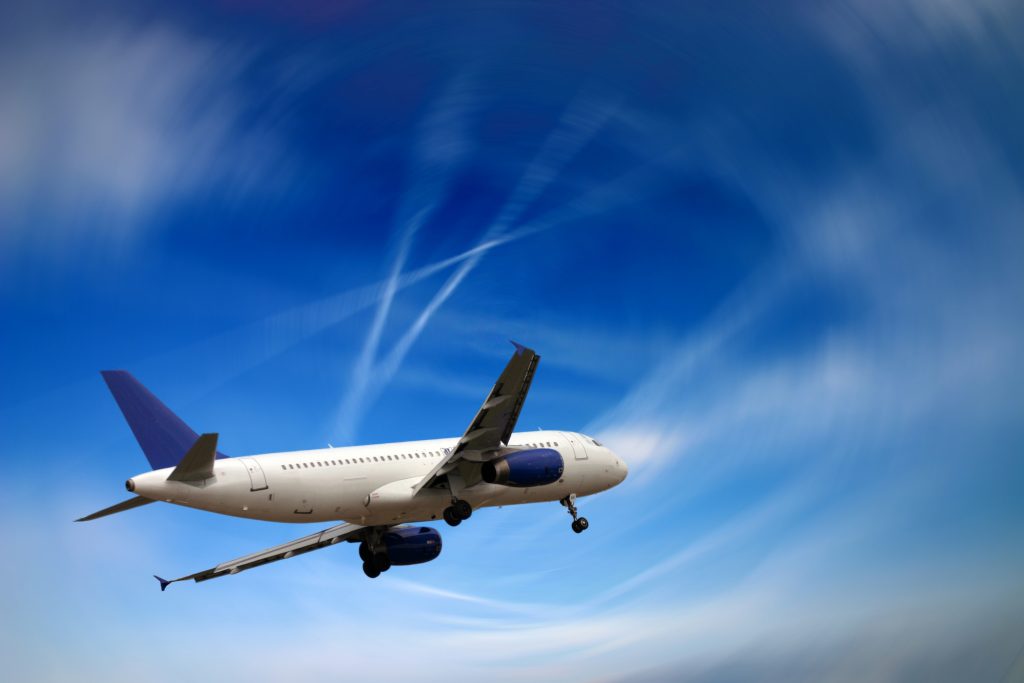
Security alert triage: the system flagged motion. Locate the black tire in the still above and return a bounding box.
[443,507,462,527]
[571,519,583,534]
[372,552,391,572]
[454,499,472,520]
[577,517,589,531]
[362,561,381,578]
[358,541,372,562]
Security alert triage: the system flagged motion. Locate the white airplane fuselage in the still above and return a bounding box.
[128,430,626,525]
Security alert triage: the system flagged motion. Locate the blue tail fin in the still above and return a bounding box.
[101,370,227,470]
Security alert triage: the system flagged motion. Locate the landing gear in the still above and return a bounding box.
[443,507,461,526]
[361,551,391,578]
[443,499,472,526]
[372,552,391,572]
[561,493,589,533]
[358,530,391,578]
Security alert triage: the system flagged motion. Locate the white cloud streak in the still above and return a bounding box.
[337,74,480,441]
[0,20,289,262]
[336,92,619,439]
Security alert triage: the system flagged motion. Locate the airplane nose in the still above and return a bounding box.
[610,451,627,483]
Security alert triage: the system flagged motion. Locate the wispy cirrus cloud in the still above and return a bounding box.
[0,17,292,262]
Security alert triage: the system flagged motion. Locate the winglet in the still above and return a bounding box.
[510,340,528,357]
[154,575,171,592]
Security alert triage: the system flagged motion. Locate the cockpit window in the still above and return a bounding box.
[590,437,603,447]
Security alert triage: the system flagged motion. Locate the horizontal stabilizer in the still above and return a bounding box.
[168,434,219,482]
[101,370,228,470]
[76,495,155,522]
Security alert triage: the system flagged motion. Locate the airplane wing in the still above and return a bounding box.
[154,522,365,590]
[412,340,539,494]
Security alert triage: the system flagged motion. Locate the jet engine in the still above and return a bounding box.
[481,448,564,487]
[383,527,443,566]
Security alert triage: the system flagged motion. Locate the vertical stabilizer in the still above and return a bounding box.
[100,370,227,470]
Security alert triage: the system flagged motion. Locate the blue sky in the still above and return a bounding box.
[2,1,1023,681]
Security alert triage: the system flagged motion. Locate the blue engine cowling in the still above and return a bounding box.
[384,527,443,566]
[481,448,564,487]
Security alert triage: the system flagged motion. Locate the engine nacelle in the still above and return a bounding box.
[384,527,443,566]
[481,448,564,487]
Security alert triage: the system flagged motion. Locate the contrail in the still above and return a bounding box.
[134,235,527,411]
[343,93,618,434]
[337,73,480,441]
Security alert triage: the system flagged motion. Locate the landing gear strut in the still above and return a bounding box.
[561,493,589,533]
[443,499,472,527]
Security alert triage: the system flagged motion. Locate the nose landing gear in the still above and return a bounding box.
[560,493,589,533]
[443,499,473,527]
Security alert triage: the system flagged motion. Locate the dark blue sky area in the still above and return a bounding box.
[2,2,1023,682]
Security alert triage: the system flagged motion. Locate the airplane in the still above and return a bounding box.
[78,342,628,588]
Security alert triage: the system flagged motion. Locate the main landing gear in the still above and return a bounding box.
[443,499,472,527]
[561,493,589,533]
[358,536,391,578]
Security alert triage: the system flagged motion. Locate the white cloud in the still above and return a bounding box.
[0,20,289,259]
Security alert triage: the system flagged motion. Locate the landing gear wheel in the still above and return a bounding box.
[362,561,381,578]
[454,499,472,520]
[358,541,372,562]
[443,507,462,526]
[561,494,589,533]
[372,552,391,572]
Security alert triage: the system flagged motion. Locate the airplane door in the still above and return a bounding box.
[240,458,269,491]
[561,432,589,460]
